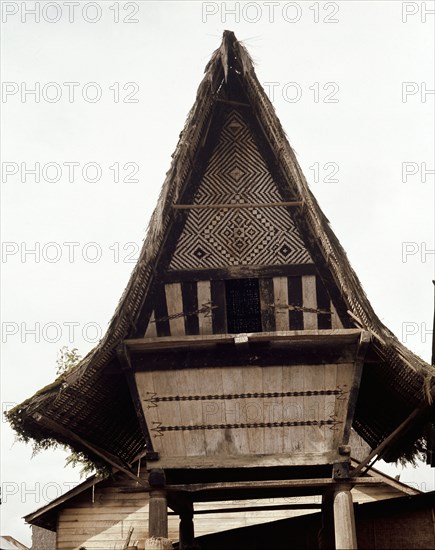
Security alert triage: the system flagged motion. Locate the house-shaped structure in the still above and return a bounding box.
[7,31,435,550]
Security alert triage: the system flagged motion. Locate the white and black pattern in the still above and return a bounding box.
[170,110,313,270]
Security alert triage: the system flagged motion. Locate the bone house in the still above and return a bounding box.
[7,31,435,550]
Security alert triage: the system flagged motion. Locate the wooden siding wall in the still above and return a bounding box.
[144,275,343,338]
[56,475,149,550]
[55,473,319,550]
[55,476,414,550]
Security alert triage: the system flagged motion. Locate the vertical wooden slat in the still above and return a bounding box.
[331,302,343,329]
[324,364,337,452]
[135,372,168,456]
[273,276,289,331]
[304,364,325,453]
[242,366,265,454]
[154,285,171,337]
[333,363,352,451]
[176,369,206,456]
[221,367,249,455]
[165,283,185,336]
[210,280,227,334]
[203,368,228,456]
[145,311,158,338]
[316,276,332,329]
[259,278,275,332]
[151,370,186,457]
[197,280,213,335]
[287,276,303,330]
[181,281,199,335]
[282,365,305,454]
[302,275,318,330]
[263,366,283,454]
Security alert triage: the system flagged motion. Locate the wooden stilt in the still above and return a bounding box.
[179,507,195,550]
[149,488,168,538]
[333,484,357,550]
[146,469,171,549]
[319,489,335,550]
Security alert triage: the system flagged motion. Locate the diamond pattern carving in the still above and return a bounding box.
[170,110,312,269]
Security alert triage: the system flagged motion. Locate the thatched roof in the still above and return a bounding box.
[6,31,435,468]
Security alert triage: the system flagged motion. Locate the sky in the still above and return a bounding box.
[1,0,434,546]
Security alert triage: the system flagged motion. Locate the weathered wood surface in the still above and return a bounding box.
[145,311,157,338]
[302,275,317,330]
[129,328,363,350]
[333,486,357,549]
[149,490,168,538]
[135,360,356,464]
[56,479,150,550]
[164,283,185,337]
[197,280,213,335]
[273,276,289,331]
[55,471,416,549]
[142,275,345,338]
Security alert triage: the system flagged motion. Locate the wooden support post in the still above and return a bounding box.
[149,488,168,538]
[319,489,335,550]
[146,469,171,550]
[179,506,195,550]
[333,484,357,550]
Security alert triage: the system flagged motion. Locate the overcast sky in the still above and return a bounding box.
[1,0,434,545]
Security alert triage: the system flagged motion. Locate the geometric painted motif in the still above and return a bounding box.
[170,110,313,269]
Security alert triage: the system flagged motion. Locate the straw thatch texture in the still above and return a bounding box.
[6,31,434,467]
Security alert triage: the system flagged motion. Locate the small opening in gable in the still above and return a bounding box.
[225,278,262,334]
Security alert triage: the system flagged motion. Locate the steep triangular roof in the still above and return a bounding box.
[7,31,434,468]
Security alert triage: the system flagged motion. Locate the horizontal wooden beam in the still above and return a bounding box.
[125,328,363,352]
[132,346,356,372]
[166,477,386,494]
[214,98,251,108]
[141,452,342,470]
[168,502,322,516]
[162,263,318,283]
[173,201,303,210]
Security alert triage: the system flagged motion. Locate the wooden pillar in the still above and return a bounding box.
[179,506,195,550]
[145,469,171,550]
[319,489,335,550]
[149,488,168,538]
[333,484,357,550]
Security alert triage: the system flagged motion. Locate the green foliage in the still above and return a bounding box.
[5,347,110,478]
[56,346,82,375]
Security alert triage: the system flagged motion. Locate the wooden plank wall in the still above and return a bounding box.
[144,276,343,337]
[56,474,150,550]
[135,362,354,463]
[55,478,416,550]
